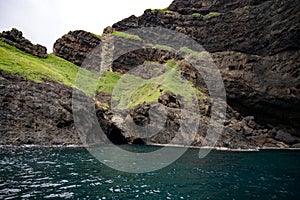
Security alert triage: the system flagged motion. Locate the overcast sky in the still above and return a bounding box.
[0,0,173,53]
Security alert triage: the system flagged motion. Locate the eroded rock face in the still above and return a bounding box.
[109,92,299,149]
[158,92,181,109]
[110,0,300,131]
[53,30,101,67]
[113,0,300,56]
[212,50,300,129]
[5,0,299,148]
[0,28,47,58]
[0,70,126,145]
[167,0,253,15]
[0,70,77,145]
[96,108,128,145]
[112,48,178,74]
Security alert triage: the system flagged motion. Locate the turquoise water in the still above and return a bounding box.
[0,145,299,199]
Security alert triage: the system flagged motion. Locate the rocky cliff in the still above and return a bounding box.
[113,0,299,56]
[53,30,101,67]
[0,28,47,58]
[110,0,300,129]
[1,0,300,149]
[0,70,127,146]
[0,70,78,145]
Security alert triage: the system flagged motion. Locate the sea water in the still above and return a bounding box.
[0,145,299,199]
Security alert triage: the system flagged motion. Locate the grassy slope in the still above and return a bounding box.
[112,31,142,41]
[0,41,205,109]
[0,41,95,89]
[111,61,205,109]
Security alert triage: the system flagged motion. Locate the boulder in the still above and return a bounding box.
[158,92,180,108]
[0,28,47,58]
[53,30,101,67]
[275,130,296,144]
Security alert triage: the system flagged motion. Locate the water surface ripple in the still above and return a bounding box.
[0,146,299,199]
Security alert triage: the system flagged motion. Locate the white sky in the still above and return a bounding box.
[0,0,173,53]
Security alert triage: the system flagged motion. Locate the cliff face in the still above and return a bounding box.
[2,0,300,148]
[0,70,78,145]
[0,28,47,58]
[53,30,101,67]
[113,0,299,56]
[0,70,127,146]
[167,0,254,15]
[49,0,300,148]
[110,0,300,130]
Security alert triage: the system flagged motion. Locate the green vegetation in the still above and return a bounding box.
[0,41,206,109]
[111,74,143,108]
[112,31,142,41]
[155,44,174,51]
[150,8,172,13]
[0,40,100,96]
[111,61,205,109]
[97,71,121,94]
[180,47,210,59]
[205,12,221,18]
[192,13,201,17]
[166,59,177,69]
[91,32,102,39]
[129,83,167,107]
[0,41,83,86]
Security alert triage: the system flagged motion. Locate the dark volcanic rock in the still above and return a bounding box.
[158,92,181,108]
[109,92,291,149]
[6,0,298,148]
[96,109,127,144]
[211,50,300,129]
[98,0,300,148]
[275,130,296,144]
[167,0,252,15]
[110,0,300,130]
[131,103,151,127]
[112,48,178,74]
[128,99,181,145]
[132,137,146,145]
[0,70,126,145]
[0,70,77,145]
[53,30,101,67]
[0,28,47,58]
[112,0,300,56]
